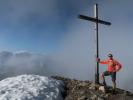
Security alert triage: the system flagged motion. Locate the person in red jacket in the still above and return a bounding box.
[97,54,122,91]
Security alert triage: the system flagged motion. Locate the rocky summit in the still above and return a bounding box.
[52,76,133,100]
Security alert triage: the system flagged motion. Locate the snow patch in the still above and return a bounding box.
[0,75,64,100]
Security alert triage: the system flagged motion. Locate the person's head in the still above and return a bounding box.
[107,53,113,59]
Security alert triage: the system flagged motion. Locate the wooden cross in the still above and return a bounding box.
[78,4,111,84]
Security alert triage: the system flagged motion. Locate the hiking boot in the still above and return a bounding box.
[103,81,107,86]
[112,89,116,94]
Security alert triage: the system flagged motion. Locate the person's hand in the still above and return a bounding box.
[96,58,100,62]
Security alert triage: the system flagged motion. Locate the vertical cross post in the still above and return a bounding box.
[94,4,99,84]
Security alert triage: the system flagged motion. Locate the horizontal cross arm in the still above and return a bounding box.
[78,15,111,25]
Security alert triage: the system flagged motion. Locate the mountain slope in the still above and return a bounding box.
[0,75,132,100]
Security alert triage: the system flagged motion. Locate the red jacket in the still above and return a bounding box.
[99,59,122,72]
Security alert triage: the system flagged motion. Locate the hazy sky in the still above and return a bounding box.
[0,0,132,54]
[0,0,133,91]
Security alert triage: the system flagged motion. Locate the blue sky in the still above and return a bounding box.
[0,0,87,53]
[0,0,132,54]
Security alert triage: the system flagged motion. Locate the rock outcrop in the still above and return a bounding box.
[52,76,133,100]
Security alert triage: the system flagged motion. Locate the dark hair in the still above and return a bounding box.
[108,53,113,57]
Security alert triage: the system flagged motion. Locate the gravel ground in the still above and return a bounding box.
[52,76,133,100]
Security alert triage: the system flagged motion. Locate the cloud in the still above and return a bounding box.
[0,51,50,79]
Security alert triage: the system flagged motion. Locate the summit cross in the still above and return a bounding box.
[78,3,111,84]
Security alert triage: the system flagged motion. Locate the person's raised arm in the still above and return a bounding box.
[97,58,108,64]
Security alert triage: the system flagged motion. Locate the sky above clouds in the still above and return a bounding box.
[0,0,132,54]
[0,0,88,53]
[0,0,133,91]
